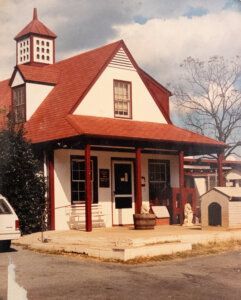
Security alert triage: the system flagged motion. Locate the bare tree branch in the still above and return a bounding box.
[173,56,241,158]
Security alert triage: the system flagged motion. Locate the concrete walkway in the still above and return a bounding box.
[14,225,241,261]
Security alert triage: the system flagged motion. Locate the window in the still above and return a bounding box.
[46,41,49,46]
[148,160,170,206]
[114,80,131,118]
[41,41,44,45]
[0,199,12,214]
[37,47,40,52]
[37,54,40,59]
[12,86,26,123]
[71,156,98,204]
[36,40,39,45]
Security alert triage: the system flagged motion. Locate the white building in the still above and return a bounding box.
[0,9,226,231]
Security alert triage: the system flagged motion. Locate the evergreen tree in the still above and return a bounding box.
[0,122,46,234]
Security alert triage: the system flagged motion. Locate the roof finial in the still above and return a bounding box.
[33,8,38,20]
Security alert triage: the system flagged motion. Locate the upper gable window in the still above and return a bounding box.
[114,80,132,118]
[12,85,26,124]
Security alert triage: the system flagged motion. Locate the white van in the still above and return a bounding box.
[0,195,21,250]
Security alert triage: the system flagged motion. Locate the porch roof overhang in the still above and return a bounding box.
[42,115,224,156]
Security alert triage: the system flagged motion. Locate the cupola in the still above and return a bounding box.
[14,8,57,66]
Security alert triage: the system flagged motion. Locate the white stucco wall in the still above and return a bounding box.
[54,149,179,230]
[74,65,167,123]
[11,71,24,87]
[194,177,207,196]
[25,83,54,120]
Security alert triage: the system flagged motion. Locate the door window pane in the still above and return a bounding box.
[114,163,132,195]
[148,160,170,206]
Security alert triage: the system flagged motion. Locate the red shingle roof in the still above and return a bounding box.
[18,65,59,85]
[15,8,56,40]
[66,115,225,147]
[139,69,171,123]
[0,79,11,130]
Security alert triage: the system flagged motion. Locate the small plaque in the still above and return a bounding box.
[152,206,170,218]
[99,169,110,188]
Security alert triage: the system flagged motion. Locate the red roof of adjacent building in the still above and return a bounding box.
[15,8,56,40]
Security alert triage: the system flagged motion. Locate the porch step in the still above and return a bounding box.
[64,241,192,261]
[66,204,105,229]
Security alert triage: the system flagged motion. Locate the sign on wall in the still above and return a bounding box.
[99,169,110,188]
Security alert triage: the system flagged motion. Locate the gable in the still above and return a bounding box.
[11,71,25,87]
[108,47,136,71]
[73,48,168,124]
[26,83,54,120]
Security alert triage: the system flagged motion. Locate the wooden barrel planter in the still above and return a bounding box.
[133,214,156,230]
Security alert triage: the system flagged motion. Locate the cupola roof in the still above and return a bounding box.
[14,8,57,40]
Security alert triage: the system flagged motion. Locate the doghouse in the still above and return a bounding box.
[201,187,241,229]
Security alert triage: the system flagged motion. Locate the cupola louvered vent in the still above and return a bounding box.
[109,48,136,71]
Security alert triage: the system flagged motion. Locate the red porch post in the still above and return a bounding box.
[179,151,185,224]
[135,147,142,214]
[217,152,224,187]
[85,144,92,232]
[48,151,55,230]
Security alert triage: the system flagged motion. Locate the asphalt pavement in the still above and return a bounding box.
[1,245,241,299]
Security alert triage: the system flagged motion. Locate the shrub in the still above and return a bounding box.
[0,125,46,234]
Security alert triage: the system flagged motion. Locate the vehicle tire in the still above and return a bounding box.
[0,240,11,251]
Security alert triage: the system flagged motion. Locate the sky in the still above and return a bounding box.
[1,0,241,86]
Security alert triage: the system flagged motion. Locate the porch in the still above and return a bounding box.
[44,134,225,232]
[15,225,241,261]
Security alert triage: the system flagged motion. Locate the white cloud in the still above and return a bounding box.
[112,11,241,86]
[0,1,241,84]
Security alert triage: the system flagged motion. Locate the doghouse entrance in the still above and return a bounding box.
[208,202,222,226]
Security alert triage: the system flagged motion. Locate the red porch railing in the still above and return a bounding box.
[171,188,196,224]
